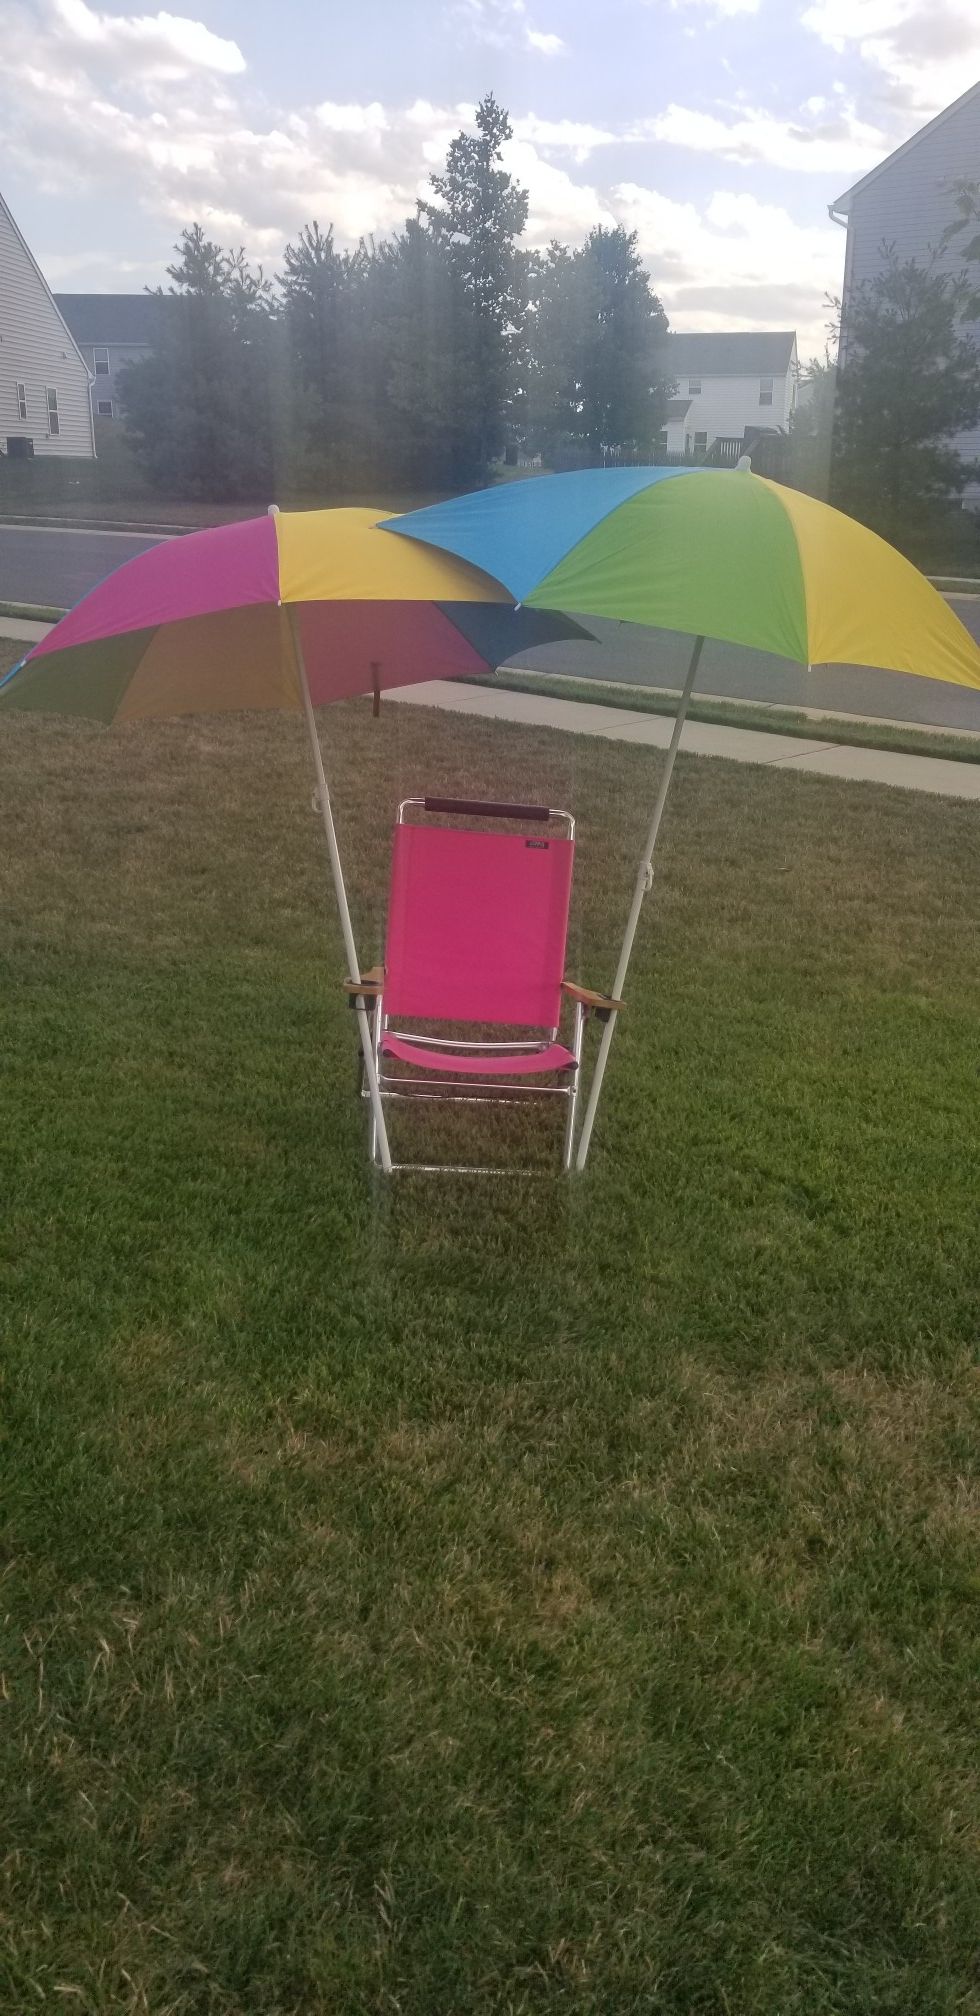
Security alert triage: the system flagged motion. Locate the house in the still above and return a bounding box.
[659,331,799,460]
[0,190,95,459]
[830,79,980,495]
[55,294,164,424]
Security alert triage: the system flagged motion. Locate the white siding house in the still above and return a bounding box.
[0,190,95,459]
[830,81,980,496]
[660,331,798,459]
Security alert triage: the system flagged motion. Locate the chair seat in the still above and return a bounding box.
[380,1035,577,1077]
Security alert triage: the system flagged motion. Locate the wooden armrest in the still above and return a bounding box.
[343,964,385,997]
[562,980,625,1012]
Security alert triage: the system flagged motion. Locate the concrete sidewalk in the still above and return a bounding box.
[0,618,49,643]
[389,680,980,804]
[3,617,978,803]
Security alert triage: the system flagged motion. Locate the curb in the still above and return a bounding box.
[0,599,66,622]
[0,515,185,536]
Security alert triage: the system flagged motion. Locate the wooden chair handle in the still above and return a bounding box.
[562,980,625,1012]
[342,964,385,998]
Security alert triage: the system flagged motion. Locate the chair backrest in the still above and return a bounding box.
[384,816,574,1027]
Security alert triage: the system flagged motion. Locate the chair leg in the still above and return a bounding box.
[368,996,384,1168]
[563,1001,585,1171]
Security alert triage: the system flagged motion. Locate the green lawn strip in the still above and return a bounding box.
[0,488,450,534]
[1,694,978,2012]
[469,668,980,765]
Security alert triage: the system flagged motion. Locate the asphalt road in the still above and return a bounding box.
[4,522,980,733]
[0,524,165,609]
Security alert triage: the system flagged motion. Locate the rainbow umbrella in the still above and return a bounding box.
[0,505,586,1173]
[384,466,980,1166]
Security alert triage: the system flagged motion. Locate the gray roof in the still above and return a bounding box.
[830,79,980,217]
[665,396,692,419]
[53,292,166,346]
[660,330,797,377]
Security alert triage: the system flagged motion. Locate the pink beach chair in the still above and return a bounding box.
[344,798,623,1173]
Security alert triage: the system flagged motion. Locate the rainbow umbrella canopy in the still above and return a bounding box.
[384,467,980,1168]
[0,505,588,1175]
[0,505,584,720]
[382,464,980,688]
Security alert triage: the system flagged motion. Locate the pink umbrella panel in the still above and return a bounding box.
[0,507,590,1175]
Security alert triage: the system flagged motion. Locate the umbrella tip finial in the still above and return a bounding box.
[736,454,753,472]
[267,503,280,516]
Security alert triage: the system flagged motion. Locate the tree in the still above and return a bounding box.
[164,221,227,297]
[369,221,486,488]
[527,227,669,465]
[278,222,373,485]
[787,352,837,500]
[941,180,980,277]
[122,224,279,499]
[419,93,530,465]
[830,248,980,543]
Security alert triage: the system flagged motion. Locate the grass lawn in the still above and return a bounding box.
[1,647,978,2014]
[0,491,453,534]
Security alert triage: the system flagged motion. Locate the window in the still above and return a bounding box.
[694,431,708,451]
[94,347,110,376]
[15,381,27,420]
[759,376,774,407]
[688,377,701,395]
[46,386,60,436]
[97,399,113,417]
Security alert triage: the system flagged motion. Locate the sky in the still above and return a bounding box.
[3,0,979,357]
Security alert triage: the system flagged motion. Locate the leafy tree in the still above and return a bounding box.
[527,227,669,465]
[830,248,980,543]
[369,221,486,488]
[122,225,278,499]
[787,352,837,500]
[278,222,373,484]
[941,181,980,277]
[419,93,530,465]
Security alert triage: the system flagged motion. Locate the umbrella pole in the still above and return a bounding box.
[287,611,393,1175]
[574,634,705,1173]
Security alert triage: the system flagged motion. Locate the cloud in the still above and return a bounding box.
[670,0,761,15]
[2,4,837,354]
[526,27,564,52]
[651,98,889,173]
[802,0,980,117]
[52,0,245,76]
[614,184,842,353]
[455,0,565,55]
[315,101,389,140]
[512,114,619,161]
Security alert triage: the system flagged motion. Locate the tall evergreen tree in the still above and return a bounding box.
[369,221,486,488]
[418,93,530,465]
[831,249,980,543]
[527,227,669,465]
[122,224,278,499]
[278,222,373,483]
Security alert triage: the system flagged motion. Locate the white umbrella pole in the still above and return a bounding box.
[287,611,393,1175]
[574,634,705,1173]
